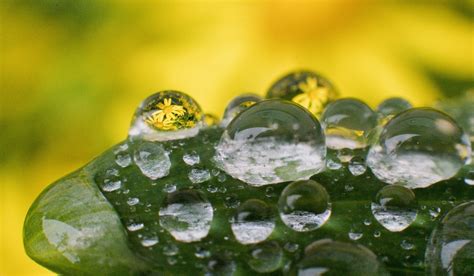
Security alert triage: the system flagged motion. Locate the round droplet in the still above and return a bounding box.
[348,156,367,176]
[400,239,415,250]
[141,236,158,247]
[425,201,474,276]
[247,241,283,273]
[215,100,326,186]
[127,197,139,206]
[126,222,144,232]
[183,151,200,166]
[221,93,262,127]
[294,240,389,275]
[159,190,213,242]
[348,231,363,240]
[133,141,171,180]
[321,98,377,150]
[114,143,132,168]
[188,168,211,184]
[231,199,275,244]
[326,158,342,170]
[278,180,331,232]
[128,90,203,141]
[371,185,418,232]
[207,256,236,276]
[266,70,337,116]
[377,97,412,118]
[367,108,472,188]
[464,167,474,185]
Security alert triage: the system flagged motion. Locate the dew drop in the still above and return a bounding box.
[321,98,377,150]
[464,168,474,185]
[183,151,200,166]
[326,158,342,170]
[163,244,179,256]
[159,190,213,242]
[195,247,211,259]
[188,168,211,184]
[216,100,326,186]
[206,256,236,276]
[373,231,381,238]
[401,240,415,250]
[284,242,299,253]
[266,70,338,117]
[141,237,158,247]
[221,93,262,127]
[133,141,171,180]
[163,183,177,193]
[377,97,412,118]
[231,199,275,245]
[348,231,363,240]
[294,240,389,275]
[126,222,144,232]
[278,180,331,232]
[115,153,132,168]
[371,185,418,232]
[367,108,471,188]
[429,207,441,220]
[348,156,367,176]
[101,179,122,192]
[128,90,203,141]
[247,241,283,273]
[127,197,139,206]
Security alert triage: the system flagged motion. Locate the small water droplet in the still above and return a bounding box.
[464,168,474,185]
[134,141,171,180]
[247,241,283,273]
[349,156,367,176]
[327,158,342,170]
[224,194,240,208]
[127,197,139,206]
[349,231,363,240]
[101,179,122,192]
[363,219,372,226]
[126,222,144,232]
[284,242,299,253]
[400,240,415,250]
[188,168,211,184]
[278,180,331,232]
[141,237,158,247]
[163,183,177,193]
[217,173,227,183]
[373,231,381,238]
[231,199,275,245]
[195,246,211,259]
[163,244,179,256]
[221,93,262,127]
[429,207,441,219]
[183,151,200,166]
[377,97,412,118]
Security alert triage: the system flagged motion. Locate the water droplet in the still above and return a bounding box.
[163,244,179,256]
[159,190,213,242]
[183,151,200,166]
[141,237,158,247]
[127,197,139,206]
[128,90,203,141]
[101,179,122,192]
[206,256,236,276]
[163,183,177,193]
[284,242,299,253]
[114,143,132,168]
[231,199,275,244]
[215,100,326,186]
[295,240,389,275]
[133,141,171,180]
[373,231,381,238]
[377,97,412,118]
[217,173,227,183]
[224,194,240,208]
[363,219,372,226]
[167,256,177,265]
[278,180,331,232]
[371,185,418,232]
[221,93,262,127]
[425,201,474,276]
[367,108,471,188]
[195,247,211,259]
[188,168,211,183]
[326,158,342,170]
[247,241,283,273]
[266,70,337,117]
[321,98,377,150]
[349,231,363,240]
[464,168,474,185]
[400,240,415,250]
[337,148,354,163]
[126,222,144,232]
[349,156,367,176]
[429,207,441,220]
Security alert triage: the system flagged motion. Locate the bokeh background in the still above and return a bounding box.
[1,0,473,274]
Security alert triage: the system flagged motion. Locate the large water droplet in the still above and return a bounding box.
[321,98,377,150]
[294,240,389,275]
[133,141,171,180]
[377,97,412,118]
[128,90,203,141]
[231,199,275,244]
[367,108,471,188]
[371,185,418,232]
[215,100,326,186]
[247,241,283,273]
[425,201,474,276]
[266,70,338,117]
[278,180,331,232]
[221,93,262,127]
[159,190,213,242]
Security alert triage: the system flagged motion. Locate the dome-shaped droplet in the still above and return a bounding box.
[371,185,418,232]
[465,167,474,185]
[221,93,262,127]
[367,108,472,188]
[247,241,283,273]
[215,100,326,186]
[266,70,337,117]
[348,156,367,176]
[159,189,213,242]
[231,199,275,244]
[321,98,377,150]
[278,180,331,232]
[133,141,171,180]
[377,97,412,118]
[128,91,203,141]
[294,240,389,275]
[425,201,474,276]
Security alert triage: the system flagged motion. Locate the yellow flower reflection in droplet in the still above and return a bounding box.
[292,77,330,115]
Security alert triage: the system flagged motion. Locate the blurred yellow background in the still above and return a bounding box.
[0,0,472,275]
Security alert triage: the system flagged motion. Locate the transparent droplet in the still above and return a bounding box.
[371,185,418,232]
[429,207,441,220]
[195,247,211,259]
[426,201,474,276]
[206,256,236,276]
[163,244,179,256]
[284,242,299,253]
[133,141,171,180]
[464,168,474,185]
[373,231,381,238]
[337,148,354,163]
[114,143,132,168]
[126,222,144,232]
[221,93,262,127]
[247,241,283,273]
[377,97,412,118]
[326,158,342,170]
[188,168,211,184]
[101,179,122,192]
[141,236,158,247]
[278,180,331,232]
[321,98,377,150]
[266,70,338,117]
[349,156,367,176]
[128,90,203,141]
[348,231,363,240]
[127,197,139,206]
[216,100,326,186]
[400,240,415,250]
[163,183,177,193]
[294,240,389,275]
[367,108,471,188]
[159,190,213,242]
[231,199,275,244]
[183,151,200,166]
